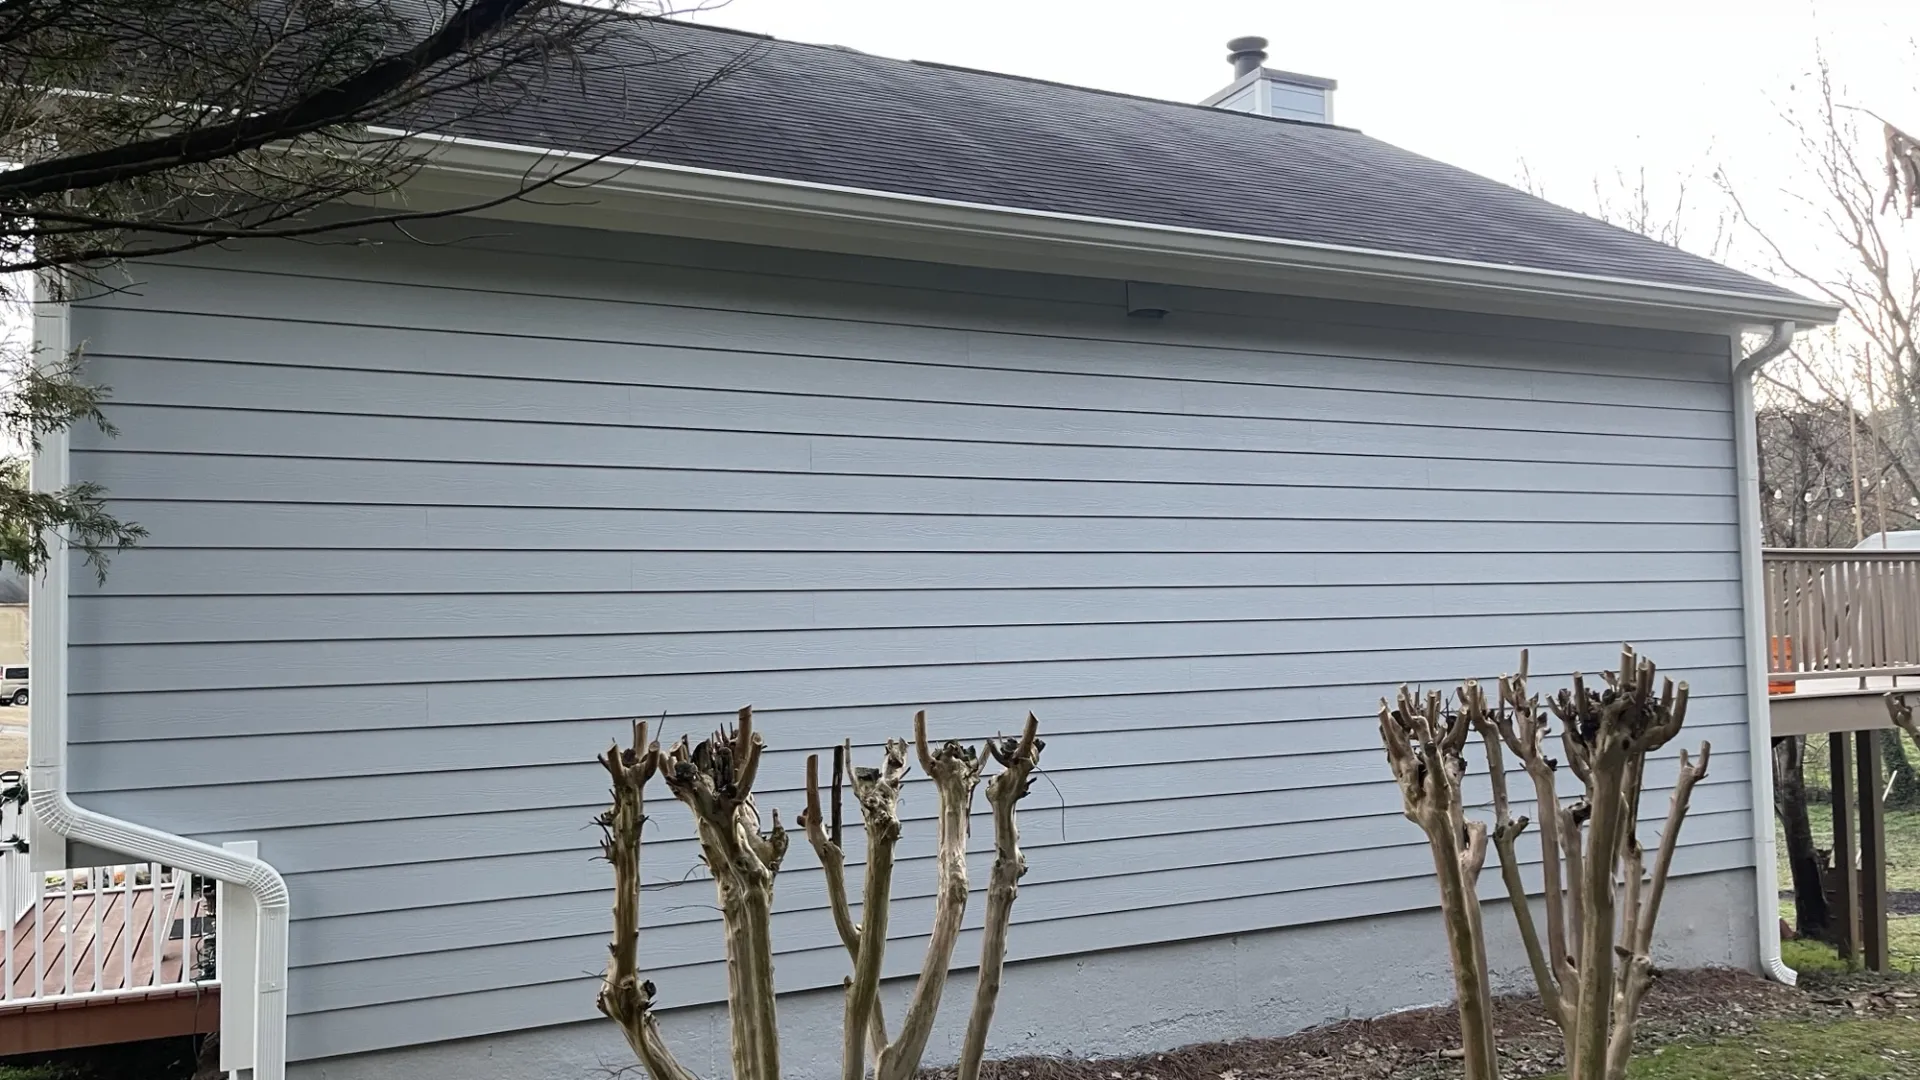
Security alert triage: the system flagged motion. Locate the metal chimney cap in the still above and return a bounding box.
[1226,36,1269,79]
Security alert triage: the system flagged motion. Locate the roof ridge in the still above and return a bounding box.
[431,17,1807,304]
[665,18,1361,134]
[903,57,1362,133]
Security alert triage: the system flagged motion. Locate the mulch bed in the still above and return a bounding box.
[933,968,1920,1080]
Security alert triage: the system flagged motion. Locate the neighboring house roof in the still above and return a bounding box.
[433,19,1802,304]
[0,570,23,605]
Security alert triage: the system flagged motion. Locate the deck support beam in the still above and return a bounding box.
[1858,734,1890,971]
[1830,731,1860,965]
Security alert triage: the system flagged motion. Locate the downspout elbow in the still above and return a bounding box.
[27,780,291,912]
[1736,320,1795,380]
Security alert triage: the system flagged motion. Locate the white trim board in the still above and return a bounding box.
[361,132,1839,336]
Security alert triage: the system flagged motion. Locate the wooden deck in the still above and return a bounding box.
[0,885,216,1054]
[6,884,205,998]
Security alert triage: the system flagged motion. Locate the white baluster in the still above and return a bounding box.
[89,866,102,992]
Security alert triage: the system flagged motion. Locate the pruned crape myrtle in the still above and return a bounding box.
[1379,680,1500,1080]
[1381,646,1709,1080]
[596,708,1043,1080]
[1891,691,1920,752]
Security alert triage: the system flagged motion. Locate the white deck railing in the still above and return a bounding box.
[1763,548,1920,684]
[0,776,214,1003]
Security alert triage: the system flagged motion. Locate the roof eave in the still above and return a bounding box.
[388,132,1842,333]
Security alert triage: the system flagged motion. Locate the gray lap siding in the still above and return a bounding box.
[61,223,1748,1060]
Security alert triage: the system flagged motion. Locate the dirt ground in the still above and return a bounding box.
[932,968,1920,1080]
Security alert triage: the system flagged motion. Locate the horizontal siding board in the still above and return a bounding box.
[67,301,1725,438]
[83,352,1734,470]
[83,329,1737,427]
[68,580,1746,646]
[280,806,1754,976]
[73,406,1735,497]
[68,645,1747,745]
[67,684,1745,803]
[257,777,1634,922]
[335,220,1725,360]
[126,225,1729,375]
[282,844,1754,1061]
[85,499,1741,554]
[75,319,1732,441]
[263,772,1751,926]
[94,246,1729,395]
[73,453,1738,520]
[414,638,1745,730]
[62,230,1752,1062]
[72,549,1740,600]
[285,823,1755,1016]
[228,753,1758,887]
[68,607,1743,694]
[79,737,1752,853]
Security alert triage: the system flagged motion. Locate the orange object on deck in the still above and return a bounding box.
[1769,635,1795,695]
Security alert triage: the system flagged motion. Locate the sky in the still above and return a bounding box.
[683,0,1918,280]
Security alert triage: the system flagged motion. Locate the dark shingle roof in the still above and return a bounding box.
[444,20,1797,301]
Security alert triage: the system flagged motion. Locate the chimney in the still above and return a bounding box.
[1227,36,1267,79]
[1201,36,1337,124]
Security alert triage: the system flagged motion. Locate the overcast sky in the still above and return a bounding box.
[687,1,1916,279]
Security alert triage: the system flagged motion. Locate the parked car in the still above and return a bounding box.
[0,666,25,707]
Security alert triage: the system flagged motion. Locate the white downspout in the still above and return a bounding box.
[1732,319,1796,985]
[25,292,292,1079]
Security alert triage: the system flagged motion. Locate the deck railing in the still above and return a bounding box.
[1763,548,1920,683]
[0,780,213,1003]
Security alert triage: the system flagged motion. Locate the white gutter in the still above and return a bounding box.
[388,132,1842,331]
[1731,320,1797,985]
[26,291,292,1079]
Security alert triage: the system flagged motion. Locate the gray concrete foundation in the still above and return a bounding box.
[295,868,1758,1080]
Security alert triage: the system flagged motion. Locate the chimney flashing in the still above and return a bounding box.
[1258,67,1337,91]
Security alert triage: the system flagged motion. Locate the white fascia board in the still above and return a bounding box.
[383,132,1841,333]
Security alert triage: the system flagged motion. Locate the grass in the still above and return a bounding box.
[1782,936,1858,975]
[1777,732,1920,974]
[1563,1018,1920,1078]
[1788,801,1920,894]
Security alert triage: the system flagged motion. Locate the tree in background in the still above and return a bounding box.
[1756,397,1873,547]
[0,0,750,579]
[1722,57,1920,545]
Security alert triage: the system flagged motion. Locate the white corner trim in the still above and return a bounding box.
[25,288,294,1078]
[385,131,1841,331]
[1197,69,1260,108]
[221,840,262,1075]
[1731,322,1797,986]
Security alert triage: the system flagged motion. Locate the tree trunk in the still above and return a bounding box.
[1774,736,1833,940]
[1880,728,1920,809]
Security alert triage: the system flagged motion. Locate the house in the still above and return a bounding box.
[0,569,25,668]
[28,20,1837,1080]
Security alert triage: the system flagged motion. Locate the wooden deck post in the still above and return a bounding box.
[1831,731,1860,966]
[1859,732,1891,972]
